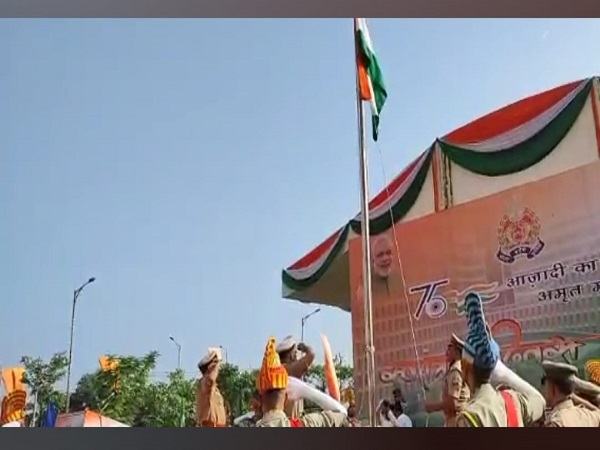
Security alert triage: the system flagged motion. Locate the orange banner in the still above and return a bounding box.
[0,390,27,425]
[1,367,25,394]
[349,161,600,407]
[99,356,120,390]
[99,356,119,372]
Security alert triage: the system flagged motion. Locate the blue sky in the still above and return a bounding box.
[2,19,599,382]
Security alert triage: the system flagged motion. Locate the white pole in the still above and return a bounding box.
[30,391,39,427]
[353,17,377,428]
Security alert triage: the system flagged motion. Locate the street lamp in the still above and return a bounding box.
[169,336,182,370]
[169,336,185,427]
[219,345,228,364]
[65,276,96,413]
[301,307,321,342]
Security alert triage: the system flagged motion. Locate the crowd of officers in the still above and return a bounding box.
[427,333,600,427]
[193,333,600,428]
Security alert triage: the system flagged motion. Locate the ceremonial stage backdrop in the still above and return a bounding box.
[349,160,600,425]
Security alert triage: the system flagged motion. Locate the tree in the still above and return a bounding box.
[69,372,106,412]
[217,363,257,419]
[69,352,198,427]
[70,351,160,425]
[306,354,354,392]
[20,350,283,426]
[21,352,69,425]
[304,354,354,413]
[134,369,196,427]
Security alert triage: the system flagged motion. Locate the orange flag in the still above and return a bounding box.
[99,356,119,372]
[320,334,341,401]
[0,390,27,425]
[1,367,25,393]
[99,356,120,390]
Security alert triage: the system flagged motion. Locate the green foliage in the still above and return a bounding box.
[306,354,354,391]
[20,352,69,424]
[100,351,159,425]
[133,369,196,427]
[304,354,354,413]
[217,363,257,419]
[71,359,197,427]
[18,350,354,426]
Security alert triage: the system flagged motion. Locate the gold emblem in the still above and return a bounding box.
[496,207,544,264]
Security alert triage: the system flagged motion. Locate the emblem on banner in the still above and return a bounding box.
[496,207,545,264]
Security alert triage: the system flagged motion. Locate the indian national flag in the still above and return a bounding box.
[355,18,388,142]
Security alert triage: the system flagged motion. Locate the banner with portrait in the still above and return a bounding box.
[349,161,600,424]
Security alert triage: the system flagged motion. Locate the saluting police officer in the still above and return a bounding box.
[541,361,600,427]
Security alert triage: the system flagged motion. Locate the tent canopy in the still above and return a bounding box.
[55,410,129,427]
[282,76,600,310]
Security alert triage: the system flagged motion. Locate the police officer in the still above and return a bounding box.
[256,337,348,428]
[572,377,600,409]
[454,293,545,427]
[541,360,600,427]
[425,333,470,426]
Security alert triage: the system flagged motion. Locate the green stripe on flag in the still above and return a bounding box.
[357,29,387,141]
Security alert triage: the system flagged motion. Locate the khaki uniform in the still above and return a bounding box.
[455,293,545,427]
[256,409,348,427]
[545,398,600,427]
[542,360,600,427]
[443,360,470,427]
[573,377,600,408]
[455,384,545,427]
[283,361,307,419]
[196,378,227,427]
[283,398,303,419]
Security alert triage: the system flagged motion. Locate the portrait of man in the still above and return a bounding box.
[355,233,404,304]
[372,234,393,280]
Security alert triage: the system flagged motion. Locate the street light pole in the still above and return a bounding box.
[301,307,321,342]
[65,277,96,413]
[169,336,182,370]
[219,345,228,364]
[168,335,185,427]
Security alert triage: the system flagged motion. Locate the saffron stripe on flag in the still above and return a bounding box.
[355,18,388,141]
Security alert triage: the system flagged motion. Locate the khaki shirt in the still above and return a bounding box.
[283,362,307,419]
[443,360,470,427]
[545,398,600,427]
[283,397,304,419]
[455,384,545,427]
[256,409,348,427]
[196,378,227,427]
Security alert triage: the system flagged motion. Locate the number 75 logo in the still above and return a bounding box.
[410,280,501,320]
[409,279,450,320]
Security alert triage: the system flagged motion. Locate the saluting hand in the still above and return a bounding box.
[297,343,309,353]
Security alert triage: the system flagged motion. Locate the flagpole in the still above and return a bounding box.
[353,17,377,428]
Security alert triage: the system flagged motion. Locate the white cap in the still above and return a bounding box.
[276,335,296,353]
[198,347,222,369]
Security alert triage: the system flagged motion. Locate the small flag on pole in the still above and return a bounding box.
[41,402,58,427]
[355,18,388,141]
